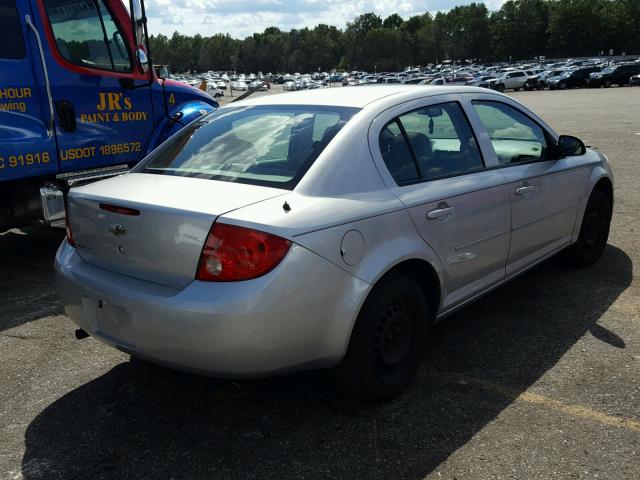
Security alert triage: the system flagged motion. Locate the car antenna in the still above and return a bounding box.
[231,80,270,103]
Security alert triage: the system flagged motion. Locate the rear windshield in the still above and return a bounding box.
[141,105,360,189]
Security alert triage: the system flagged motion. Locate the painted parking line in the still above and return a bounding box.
[438,371,640,433]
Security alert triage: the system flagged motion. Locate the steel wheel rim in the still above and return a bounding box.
[371,302,416,383]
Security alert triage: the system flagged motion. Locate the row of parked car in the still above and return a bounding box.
[174,72,274,98]
[333,58,640,92]
[477,61,640,92]
[172,59,640,98]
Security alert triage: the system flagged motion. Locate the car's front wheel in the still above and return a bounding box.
[335,273,430,402]
[562,189,611,267]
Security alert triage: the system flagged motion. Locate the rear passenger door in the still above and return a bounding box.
[370,96,511,311]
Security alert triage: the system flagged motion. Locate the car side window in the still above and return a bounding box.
[472,100,548,165]
[379,120,420,184]
[45,0,131,73]
[379,102,484,185]
[0,0,25,59]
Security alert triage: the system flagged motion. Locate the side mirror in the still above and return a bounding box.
[557,135,586,156]
[137,48,149,73]
[130,0,144,45]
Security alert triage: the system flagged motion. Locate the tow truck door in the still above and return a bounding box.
[0,0,57,182]
[33,0,154,173]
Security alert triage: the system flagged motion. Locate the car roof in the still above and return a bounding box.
[227,85,489,109]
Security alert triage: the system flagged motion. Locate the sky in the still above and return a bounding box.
[143,0,508,39]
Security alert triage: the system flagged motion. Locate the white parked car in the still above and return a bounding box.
[491,70,529,91]
[232,81,248,91]
[206,85,224,98]
[56,86,613,401]
[249,80,268,91]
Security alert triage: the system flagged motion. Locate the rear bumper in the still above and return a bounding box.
[55,241,369,376]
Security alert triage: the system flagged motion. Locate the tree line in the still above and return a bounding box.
[149,0,640,73]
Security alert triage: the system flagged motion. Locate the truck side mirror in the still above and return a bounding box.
[130,0,144,45]
[137,48,149,73]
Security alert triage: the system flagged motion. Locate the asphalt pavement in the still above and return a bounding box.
[1,86,639,479]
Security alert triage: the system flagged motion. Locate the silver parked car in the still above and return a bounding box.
[56,86,614,401]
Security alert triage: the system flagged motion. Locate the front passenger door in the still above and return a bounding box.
[471,100,582,276]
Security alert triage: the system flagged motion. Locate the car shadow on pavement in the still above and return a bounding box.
[21,245,632,480]
[0,227,65,332]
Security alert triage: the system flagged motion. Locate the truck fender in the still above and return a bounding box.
[145,100,217,155]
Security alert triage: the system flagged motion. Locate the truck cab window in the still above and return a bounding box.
[44,0,131,72]
[0,0,25,59]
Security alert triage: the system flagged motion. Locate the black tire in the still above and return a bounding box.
[559,82,567,90]
[604,79,612,88]
[497,84,505,92]
[334,273,430,402]
[514,87,520,91]
[561,189,611,267]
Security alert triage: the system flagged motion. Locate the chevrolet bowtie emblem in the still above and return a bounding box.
[107,223,128,237]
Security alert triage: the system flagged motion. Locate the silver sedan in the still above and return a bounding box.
[55,86,614,401]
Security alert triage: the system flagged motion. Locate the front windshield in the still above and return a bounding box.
[140,105,360,189]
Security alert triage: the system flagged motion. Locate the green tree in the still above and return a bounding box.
[491,0,549,61]
[547,0,615,57]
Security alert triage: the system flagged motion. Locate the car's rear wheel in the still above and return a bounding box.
[335,273,430,402]
[561,189,611,267]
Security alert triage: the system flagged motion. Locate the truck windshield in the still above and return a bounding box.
[140,105,360,189]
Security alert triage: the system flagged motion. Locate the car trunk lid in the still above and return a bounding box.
[67,173,286,289]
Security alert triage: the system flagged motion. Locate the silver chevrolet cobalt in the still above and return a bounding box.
[56,86,614,401]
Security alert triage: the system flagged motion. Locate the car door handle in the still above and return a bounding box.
[426,206,454,220]
[515,185,535,196]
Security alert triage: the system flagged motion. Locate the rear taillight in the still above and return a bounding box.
[64,199,75,247]
[196,222,291,282]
